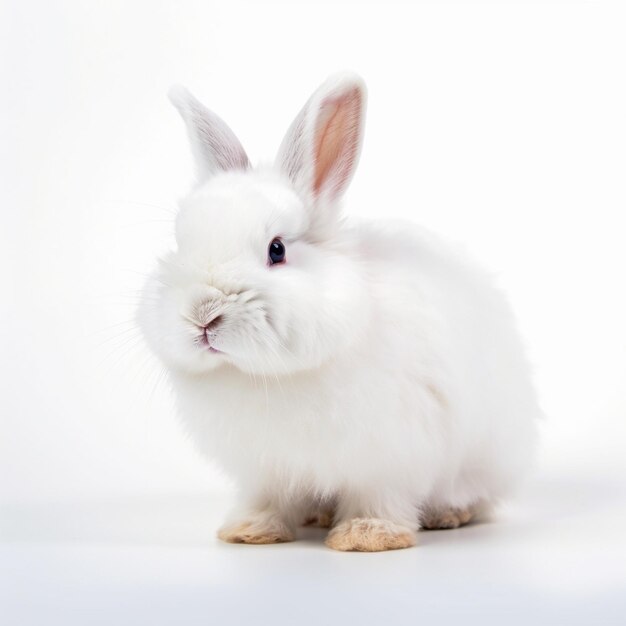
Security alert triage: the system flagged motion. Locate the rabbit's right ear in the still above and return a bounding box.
[276,73,366,233]
[169,86,250,182]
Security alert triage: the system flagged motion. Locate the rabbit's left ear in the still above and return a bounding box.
[277,73,366,217]
[169,86,250,182]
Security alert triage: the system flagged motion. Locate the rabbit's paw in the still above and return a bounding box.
[303,510,334,528]
[421,506,475,530]
[303,503,335,528]
[326,518,416,552]
[218,515,294,544]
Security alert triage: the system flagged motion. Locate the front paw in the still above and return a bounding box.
[218,515,294,545]
[326,518,416,552]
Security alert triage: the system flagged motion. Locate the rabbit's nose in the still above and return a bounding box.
[194,297,224,326]
[203,314,223,332]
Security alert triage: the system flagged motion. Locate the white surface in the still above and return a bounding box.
[2,1,626,623]
[2,469,626,625]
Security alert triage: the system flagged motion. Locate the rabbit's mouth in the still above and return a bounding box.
[195,329,223,354]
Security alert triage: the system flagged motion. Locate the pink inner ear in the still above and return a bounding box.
[313,87,362,197]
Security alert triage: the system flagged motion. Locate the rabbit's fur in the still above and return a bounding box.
[139,73,539,551]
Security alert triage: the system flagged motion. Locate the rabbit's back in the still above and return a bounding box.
[353,218,540,504]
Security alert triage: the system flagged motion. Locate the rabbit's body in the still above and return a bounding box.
[165,216,536,531]
[140,74,539,551]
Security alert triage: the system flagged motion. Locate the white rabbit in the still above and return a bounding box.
[139,73,540,551]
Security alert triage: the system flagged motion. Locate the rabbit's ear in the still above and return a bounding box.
[169,86,250,182]
[277,73,366,212]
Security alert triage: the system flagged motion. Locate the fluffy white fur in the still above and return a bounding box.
[139,72,540,551]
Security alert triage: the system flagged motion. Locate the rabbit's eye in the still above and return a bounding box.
[268,238,286,265]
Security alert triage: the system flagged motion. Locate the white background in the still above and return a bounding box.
[1,1,625,624]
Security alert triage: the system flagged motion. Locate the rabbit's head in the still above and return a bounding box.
[140,74,372,376]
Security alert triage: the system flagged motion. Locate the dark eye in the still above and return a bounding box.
[268,238,286,265]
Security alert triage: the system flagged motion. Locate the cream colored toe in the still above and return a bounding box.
[303,509,334,529]
[218,518,294,544]
[326,518,416,552]
[421,505,476,530]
